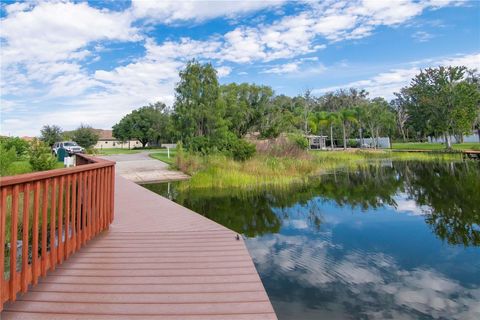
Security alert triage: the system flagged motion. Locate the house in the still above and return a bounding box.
[93,129,142,149]
[306,135,327,149]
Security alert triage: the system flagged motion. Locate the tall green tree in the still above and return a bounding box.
[338,109,357,149]
[72,125,99,149]
[362,98,395,148]
[406,66,480,148]
[221,83,273,137]
[113,103,170,148]
[174,60,226,141]
[40,125,63,147]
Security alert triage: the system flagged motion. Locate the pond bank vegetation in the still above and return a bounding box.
[173,144,461,190]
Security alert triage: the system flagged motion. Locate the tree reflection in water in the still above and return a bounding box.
[144,161,480,246]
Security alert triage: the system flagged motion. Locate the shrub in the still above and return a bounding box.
[230,139,256,161]
[288,133,309,150]
[0,136,30,159]
[347,139,360,148]
[29,139,58,171]
[255,135,310,159]
[72,124,99,149]
[0,144,17,176]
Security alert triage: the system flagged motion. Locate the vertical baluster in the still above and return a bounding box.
[111,165,115,223]
[106,167,111,226]
[21,183,30,293]
[88,171,93,241]
[50,178,57,270]
[70,174,77,256]
[10,185,19,301]
[64,175,71,259]
[82,172,87,246]
[32,181,40,285]
[41,179,48,277]
[57,176,64,264]
[91,170,97,236]
[101,168,105,230]
[76,172,82,251]
[0,187,8,310]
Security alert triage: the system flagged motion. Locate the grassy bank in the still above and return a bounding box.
[95,148,141,155]
[95,148,169,156]
[174,150,461,190]
[149,149,177,165]
[392,142,480,151]
[1,161,64,177]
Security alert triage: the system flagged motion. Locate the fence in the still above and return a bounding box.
[0,154,115,310]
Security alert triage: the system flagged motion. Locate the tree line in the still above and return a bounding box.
[113,61,479,152]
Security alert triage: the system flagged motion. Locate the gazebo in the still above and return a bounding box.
[306,135,327,149]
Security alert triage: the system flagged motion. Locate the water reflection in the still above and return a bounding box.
[146,161,480,245]
[144,161,480,319]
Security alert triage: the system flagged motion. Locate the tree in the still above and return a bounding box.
[221,83,273,137]
[362,98,395,148]
[406,66,480,148]
[29,139,57,171]
[113,103,171,148]
[174,60,226,142]
[72,125,99,149]
[40,125,63,147]
[390,89,411,141]
[338,109,357,149]
[326,112,340,149]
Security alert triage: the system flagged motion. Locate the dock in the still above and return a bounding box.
[2,175,276,319]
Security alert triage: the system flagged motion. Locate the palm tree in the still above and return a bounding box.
[326,112,339,150]
[353,105,366,147]
[338,109,357,150]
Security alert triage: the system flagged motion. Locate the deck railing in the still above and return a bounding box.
[0,154,115,310]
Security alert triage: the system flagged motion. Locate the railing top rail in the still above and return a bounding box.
[0,154,115,187]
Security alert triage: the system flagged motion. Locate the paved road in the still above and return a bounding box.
[100,151,190,184]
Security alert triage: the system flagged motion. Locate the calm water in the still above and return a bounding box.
[144,161,480,320]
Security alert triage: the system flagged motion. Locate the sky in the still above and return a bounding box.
[0,0,479,137]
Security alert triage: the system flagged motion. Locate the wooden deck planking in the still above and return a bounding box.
[2,176,276,320]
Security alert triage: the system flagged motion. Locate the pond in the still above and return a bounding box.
[143,161,480,320]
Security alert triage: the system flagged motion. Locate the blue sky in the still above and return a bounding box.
[1,0,479,136]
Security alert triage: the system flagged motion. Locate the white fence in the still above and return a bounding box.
[428,132,480,144]
[354,137,391,148]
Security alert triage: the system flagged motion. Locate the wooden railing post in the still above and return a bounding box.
[0,154,115,309]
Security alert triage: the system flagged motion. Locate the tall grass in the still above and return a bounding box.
[175,149,461,190]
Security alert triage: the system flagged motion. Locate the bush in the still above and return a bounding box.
[72,125,99,149]
[0,144,17,176]
[0,136,30,159]
[29,139,58,171]
[347,139,360,148]
[288,133,309,150]
[230,139,256,161]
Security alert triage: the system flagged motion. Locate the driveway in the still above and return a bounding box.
[99,151,190,184]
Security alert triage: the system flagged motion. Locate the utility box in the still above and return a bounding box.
[57,147,67,162]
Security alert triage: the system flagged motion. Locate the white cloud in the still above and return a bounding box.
[262,62,300,74]
[412,30,434,42]
[0,0,472,136]
[0,1,139,65]
[313,53,480,99]
[216,66,232,77]
[131,0,286,24]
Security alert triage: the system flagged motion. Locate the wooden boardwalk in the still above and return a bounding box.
[2,176,277,319]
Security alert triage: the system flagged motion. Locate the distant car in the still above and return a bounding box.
[52,141,84,156]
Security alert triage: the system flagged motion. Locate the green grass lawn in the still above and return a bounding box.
[95,148,141,155]
[95,148,171,155]
[392,142,480,151]
[2,161,65,177]
[149,149,177,165]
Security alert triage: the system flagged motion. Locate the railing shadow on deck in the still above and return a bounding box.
[0,154,115,310]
